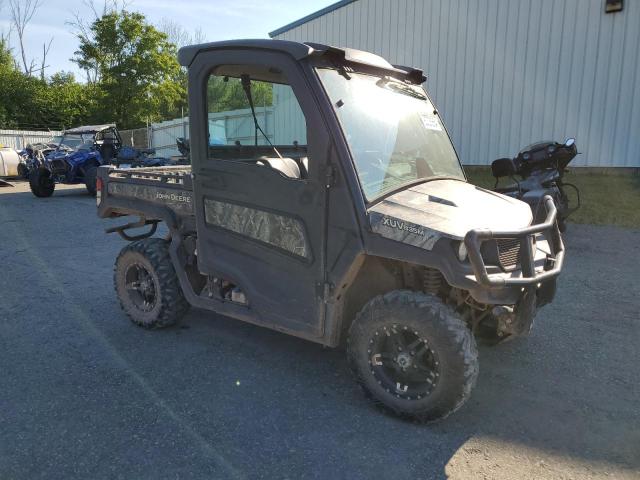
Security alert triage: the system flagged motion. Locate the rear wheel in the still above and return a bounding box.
[84,165,98,196]
[114,238,190,328]
[347,290,478,422]
[28,168,55,197]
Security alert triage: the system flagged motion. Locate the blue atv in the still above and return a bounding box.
[29,124,122,197]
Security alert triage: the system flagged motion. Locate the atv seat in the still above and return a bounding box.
[257,157,301,179]
[491,157,521,191]
[100,140,116,164]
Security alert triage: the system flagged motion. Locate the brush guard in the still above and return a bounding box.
[464,196,564,287]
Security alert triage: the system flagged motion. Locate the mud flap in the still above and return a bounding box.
[536,278,557,308]
[495,286,537,338]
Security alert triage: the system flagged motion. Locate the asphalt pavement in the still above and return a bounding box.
[1,181,638,479]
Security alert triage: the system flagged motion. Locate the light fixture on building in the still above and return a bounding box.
[605,0,623,13]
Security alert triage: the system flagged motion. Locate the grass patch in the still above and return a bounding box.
[465,168,640,229]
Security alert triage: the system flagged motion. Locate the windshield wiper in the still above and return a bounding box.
[367,176,466,206]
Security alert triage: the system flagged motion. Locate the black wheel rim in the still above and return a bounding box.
[368,324,440,400]
[124,263,157,312]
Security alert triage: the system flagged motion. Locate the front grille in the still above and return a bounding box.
[49,159,69,174]
[497,238,521,269]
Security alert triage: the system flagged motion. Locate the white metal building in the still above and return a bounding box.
[270,0,640,167]
[0,129,62,150]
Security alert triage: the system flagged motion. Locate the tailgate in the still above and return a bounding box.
[97,165,194,217]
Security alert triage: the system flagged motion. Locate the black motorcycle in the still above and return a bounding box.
[491,138,580,232]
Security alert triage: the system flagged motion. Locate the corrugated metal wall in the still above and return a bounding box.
[150,109,275,157]
[273,0,640,167]
[273,84,307,145]
[0,129,62,150]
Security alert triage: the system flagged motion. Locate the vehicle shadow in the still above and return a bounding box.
[2,182,638,479]
[116,224,638,478]
[0,180,91,197]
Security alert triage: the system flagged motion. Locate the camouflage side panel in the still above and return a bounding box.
[107,183,193,215]
[369,210,441,250]
[203,198,309,258]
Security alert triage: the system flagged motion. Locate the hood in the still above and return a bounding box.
[49,149,100,165]
[368,179,532,250]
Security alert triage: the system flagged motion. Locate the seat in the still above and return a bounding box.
[299,157,309,177]
[257,157,301,179]
[100,140,116,163]
[491,157,517,178]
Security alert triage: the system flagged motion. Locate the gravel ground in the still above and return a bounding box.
[1,180,639,480]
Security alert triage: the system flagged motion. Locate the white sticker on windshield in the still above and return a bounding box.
[420,113,442,131]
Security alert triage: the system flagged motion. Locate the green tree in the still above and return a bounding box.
[72,10,184,129]
[0,38,14,125]
[207,76,273,114]
[0,63,96,130]
[0,71,48,129]
[0,38,14,71]
[41,72,101,128]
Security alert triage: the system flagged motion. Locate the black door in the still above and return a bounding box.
[188,49,331,338]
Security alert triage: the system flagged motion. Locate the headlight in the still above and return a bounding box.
[457,241,468,262]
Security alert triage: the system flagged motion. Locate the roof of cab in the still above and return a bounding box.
[177,39,314,67]
[64,124,116,134]
[177,39,425,84]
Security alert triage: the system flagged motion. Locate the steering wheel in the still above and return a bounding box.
[355,150,405,182]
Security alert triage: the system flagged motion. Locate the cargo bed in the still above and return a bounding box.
[96,165,195,234]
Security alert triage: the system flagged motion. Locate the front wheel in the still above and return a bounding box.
[28,168,55,197]
[114,238,190,328]
[17,163,29,179]
[347,291,479,422]
[84,165,98,196]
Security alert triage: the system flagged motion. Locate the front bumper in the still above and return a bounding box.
[464,196,564,287]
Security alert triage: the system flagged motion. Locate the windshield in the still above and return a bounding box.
[317,69,465,201]
[58,134,88,151]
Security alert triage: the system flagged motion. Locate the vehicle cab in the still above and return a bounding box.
[178,40,563,340]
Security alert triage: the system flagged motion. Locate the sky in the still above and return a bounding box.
[0,0,335,78]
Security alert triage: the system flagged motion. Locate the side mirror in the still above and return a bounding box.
[564,138,575,147]
[491,157,517,178]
